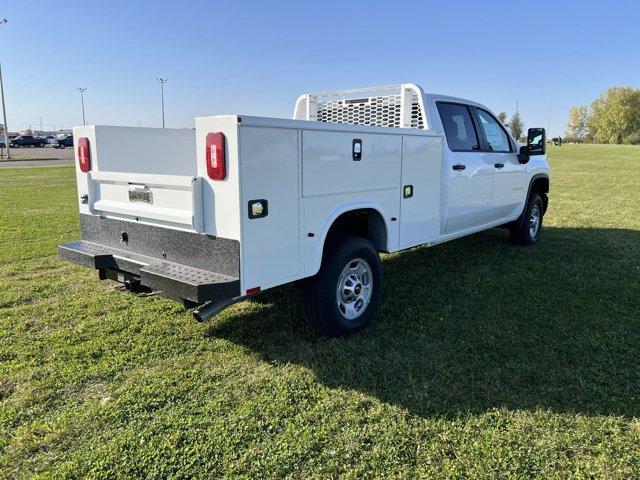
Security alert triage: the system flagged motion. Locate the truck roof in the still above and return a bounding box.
[423,92,488,110]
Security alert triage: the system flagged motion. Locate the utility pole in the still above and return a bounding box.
[77,88,87,125]
[1,18,11,159]
[157,78,167,128]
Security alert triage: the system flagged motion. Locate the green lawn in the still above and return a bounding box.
[1,144,639,478]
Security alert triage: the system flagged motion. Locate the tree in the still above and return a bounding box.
[508,111,524,140]
[588,87,640,144]
[565,105,589,142]
[497,112,508,125]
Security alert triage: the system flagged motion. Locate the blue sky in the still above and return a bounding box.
[1,0,638,135]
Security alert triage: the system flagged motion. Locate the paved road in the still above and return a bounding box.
[0,146,75,167]
[1,146,75,160]
[0,158,73,168]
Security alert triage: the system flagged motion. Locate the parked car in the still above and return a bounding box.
[47,136,59,146]
[55,135,74,149]
[10,135,46,148]
[0,135,16,149]
[59,83,550,337]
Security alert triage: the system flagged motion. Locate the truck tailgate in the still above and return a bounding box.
[89,171,203,231]
[74,125,202,232]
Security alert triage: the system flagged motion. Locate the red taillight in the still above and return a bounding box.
[78,137,91,173]
[206,132,226,180]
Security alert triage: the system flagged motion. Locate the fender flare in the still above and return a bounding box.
[310,202,390,276]
[512,173,550,228]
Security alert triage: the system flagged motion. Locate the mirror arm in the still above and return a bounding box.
[518,145,531,164]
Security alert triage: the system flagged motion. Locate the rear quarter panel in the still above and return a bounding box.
[195,116,242,240]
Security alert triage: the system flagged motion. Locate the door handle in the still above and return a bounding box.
[452,164,466,171]
[494,163,505,169]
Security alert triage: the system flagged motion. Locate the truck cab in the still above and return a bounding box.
[425,94,548,236]
[59,83,549,337]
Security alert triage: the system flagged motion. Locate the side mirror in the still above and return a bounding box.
[517,145,530,164]
[527,127,546,156]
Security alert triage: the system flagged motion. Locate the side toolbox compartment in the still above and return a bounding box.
[238,125,302,292]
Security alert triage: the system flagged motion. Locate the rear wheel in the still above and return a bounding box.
[301,235,383,337]
[510,192,544,245]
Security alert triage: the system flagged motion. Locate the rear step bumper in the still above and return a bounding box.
[59,240,240,304]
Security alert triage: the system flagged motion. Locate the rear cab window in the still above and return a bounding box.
[436,102,480,152]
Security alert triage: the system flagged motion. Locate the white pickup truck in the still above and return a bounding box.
[59,84,550,336]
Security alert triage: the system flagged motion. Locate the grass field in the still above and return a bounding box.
[1,144,639,478]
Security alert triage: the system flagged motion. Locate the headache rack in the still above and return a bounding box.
[293,83,427,130]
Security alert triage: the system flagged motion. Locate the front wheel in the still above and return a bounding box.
[301,235,383,337]
[510,192,544,245]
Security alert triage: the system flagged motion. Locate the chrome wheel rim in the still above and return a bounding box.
[336,258,373,320]
[529,204,541,239]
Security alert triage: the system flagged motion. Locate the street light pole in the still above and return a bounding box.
[77,88,87,126]
[0,60,10,159]
[545,96,551,136]
[1,18,11,159]
[157,78,167,128]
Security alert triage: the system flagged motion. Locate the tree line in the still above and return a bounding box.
[497,111,525,141]
[565,87,640,144]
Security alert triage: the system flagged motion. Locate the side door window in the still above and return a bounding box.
[436,103,480,152]
[474,109,511,152]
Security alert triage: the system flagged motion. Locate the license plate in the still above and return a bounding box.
[128,188,152,204]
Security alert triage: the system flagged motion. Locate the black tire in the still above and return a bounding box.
[38,143,45,148]
[301,235,383,337]
[510,192,544,245]
[59,144,65,149]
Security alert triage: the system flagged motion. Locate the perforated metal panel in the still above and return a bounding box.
[409,91,425,129]
[294,84,427,130]
[316,95,403,128]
